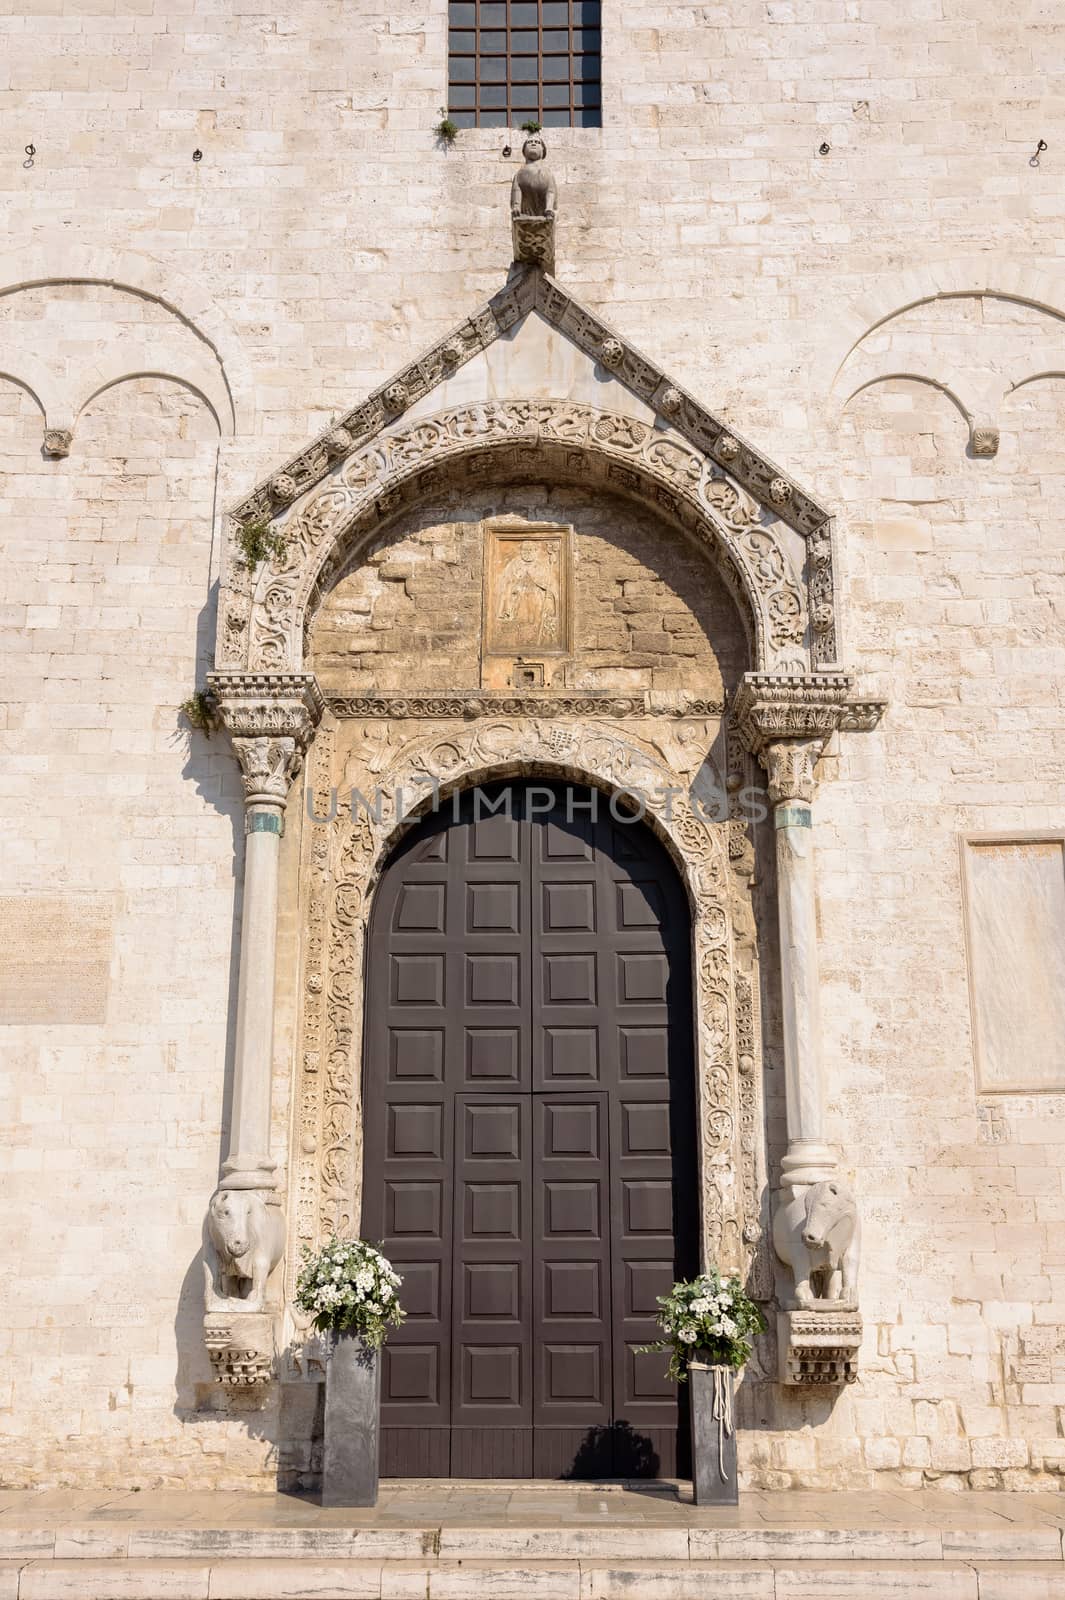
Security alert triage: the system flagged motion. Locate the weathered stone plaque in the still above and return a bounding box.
[0,894,112,1025]
[483,519,571,661]
[962,837,1065,1093]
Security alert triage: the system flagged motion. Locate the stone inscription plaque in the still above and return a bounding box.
[962,838,1065,1093]
[0,894,112,1025]
[483,520,571,659]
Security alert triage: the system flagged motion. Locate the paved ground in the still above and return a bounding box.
[2,1482,1064,1531]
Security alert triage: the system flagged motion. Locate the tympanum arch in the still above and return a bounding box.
[222,402,812,676]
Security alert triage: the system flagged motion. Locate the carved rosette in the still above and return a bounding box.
[208,672,325,812]
[288,716,764,1285]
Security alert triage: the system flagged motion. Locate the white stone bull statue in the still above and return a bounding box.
[203,1185,285,1313]
[773,1177,860,1308]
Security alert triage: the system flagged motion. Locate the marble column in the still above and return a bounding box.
[200,673,323,1375]
[763,738,837,1189]
[732,672,884,1378]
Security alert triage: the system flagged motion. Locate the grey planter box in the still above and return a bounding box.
[689,1360,738,1505]
[321,1332,381,1508]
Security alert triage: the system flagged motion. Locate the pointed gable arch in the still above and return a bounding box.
[214,271,838,676]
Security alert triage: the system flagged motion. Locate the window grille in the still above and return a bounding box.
[448,1,602,129]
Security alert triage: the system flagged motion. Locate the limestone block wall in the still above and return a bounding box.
[1,0,1064,1488]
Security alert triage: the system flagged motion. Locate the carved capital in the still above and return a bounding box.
[732,673,886,795]
[230,736,302,807]
[208,672,324,809]
[763,738,824,805]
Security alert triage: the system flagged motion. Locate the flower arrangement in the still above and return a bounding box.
[294,1238,405,1347]
[643,1269,766,1381]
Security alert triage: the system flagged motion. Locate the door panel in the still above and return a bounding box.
[364,781,697,1479]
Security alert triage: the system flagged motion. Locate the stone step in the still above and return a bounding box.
[1,1555,1061,1600]
[0,1523,1061,1562]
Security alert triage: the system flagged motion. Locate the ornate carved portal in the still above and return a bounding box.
[281,711,771,1374]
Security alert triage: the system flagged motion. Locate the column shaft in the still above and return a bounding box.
[229,807,283,1167]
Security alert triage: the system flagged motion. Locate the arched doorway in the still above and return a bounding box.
[361,779,699,1479]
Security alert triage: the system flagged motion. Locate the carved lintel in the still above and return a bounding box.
[512,214,555,276]
[778,1308,862,1386]
[204,1311,276,1388]
[208,671,324,808]
[326,691,726,720]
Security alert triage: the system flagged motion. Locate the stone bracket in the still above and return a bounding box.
[203,1311,276,1388]
[512,215,555,277]
[779,1308,862,1386]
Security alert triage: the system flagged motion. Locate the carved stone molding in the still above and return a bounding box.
[218,402,812,680]
[285,716,766,1305]
[208,671,325,808]
[326,692,726,721]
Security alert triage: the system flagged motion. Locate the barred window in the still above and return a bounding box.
[448,1,602,129]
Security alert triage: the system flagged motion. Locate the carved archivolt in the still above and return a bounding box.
[285,717,765,1309]
[219,400,814,679]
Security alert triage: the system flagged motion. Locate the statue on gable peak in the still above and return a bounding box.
[511,134,557,220]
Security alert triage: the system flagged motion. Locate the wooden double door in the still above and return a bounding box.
[362,780,698,1479]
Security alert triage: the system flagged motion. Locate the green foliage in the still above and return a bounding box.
[436,107,459,144]
[640,1269,766,1382]
[295,1237,406,1347]
[180,691,215,736]
[237,516,286,570]
[520,120,542,134]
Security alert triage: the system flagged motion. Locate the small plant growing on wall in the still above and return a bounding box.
[180,690,216,736]
[237,515,286,570]
[436,106,459,145]
[519,119,542,134]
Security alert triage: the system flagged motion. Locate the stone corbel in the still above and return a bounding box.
[733,673,884,1384]
[200,671,324,1385]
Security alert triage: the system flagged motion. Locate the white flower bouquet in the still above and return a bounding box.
[641,1268,765,1381]
[294,1237,405,1347]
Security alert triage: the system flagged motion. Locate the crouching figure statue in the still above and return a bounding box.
[773,1177,861,1309]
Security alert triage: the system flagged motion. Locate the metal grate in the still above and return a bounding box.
[447,0,602,129]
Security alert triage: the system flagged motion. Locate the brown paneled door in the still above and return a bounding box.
[362,780,698,1479]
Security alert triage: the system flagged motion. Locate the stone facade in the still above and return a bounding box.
[2,0,1065,1493]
